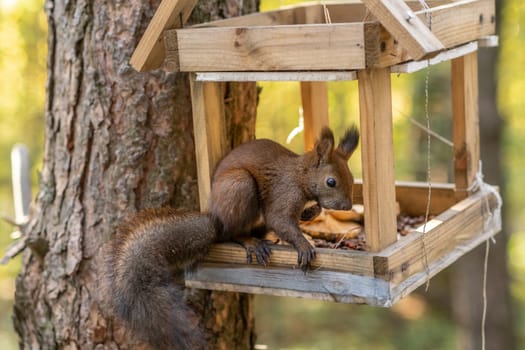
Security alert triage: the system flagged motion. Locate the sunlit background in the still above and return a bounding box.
[0,0,524,349]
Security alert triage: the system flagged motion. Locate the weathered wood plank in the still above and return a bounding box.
[193,71,358,82]
[154,0,495,72]
[175,23,367,71]
[186,264,392,306]
[202,181,455,273]
[186,183,501,306]
[164,29,180,72]
[413,0,496,49]
[301,82,329,151]
[188,1,450,28]
[189,75,227,210]
[391,41,478,74]
[130,0,197,72]
[358,68,398,252]
[375,189,500,284]
[202,244,375,275]
[393,181,455,216]
[361,0,444,60]
[186,205,500,307]
[192,6,298,27]
[478,35,499,48]
[390,214,500,303]
[353,181,456,216]
[192,2,367,27]
[451,51,480,200]
[373,0,495,68]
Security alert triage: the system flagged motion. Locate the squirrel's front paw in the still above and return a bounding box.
[296,243,316,271]
[233,237,272,266]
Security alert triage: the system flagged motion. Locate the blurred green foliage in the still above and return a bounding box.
[500,1,525,222]
[500,1,525,345]
[0,0,524,349]
[0,0,46,347]
[254,294,457,350]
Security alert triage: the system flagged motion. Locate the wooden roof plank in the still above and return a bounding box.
[373,0,495,68]
[175,23,368,72]
[416,0,496,49]
[130,0,197,72]
[193,71,358,82]
[362,0,445,60]
[391,41,478,74]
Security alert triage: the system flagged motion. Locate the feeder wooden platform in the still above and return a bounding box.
[131,0,500,306]
[186,183,500,306]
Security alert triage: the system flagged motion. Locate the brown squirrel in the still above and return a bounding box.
[100,126,359,349]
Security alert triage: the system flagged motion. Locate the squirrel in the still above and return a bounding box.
[99,126,359,349]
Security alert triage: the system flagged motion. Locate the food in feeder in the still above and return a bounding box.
[300,205,364,240]
[264,201,432,251]
[262,204,365,248]
[397,215,434,236]
[300,205,367,250]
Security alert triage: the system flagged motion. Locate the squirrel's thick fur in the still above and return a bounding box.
[99,127,359,349]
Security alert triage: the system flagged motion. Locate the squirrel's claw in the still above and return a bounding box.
[254,240,272,265]
[233,237,272,266]
[297,244,316,272]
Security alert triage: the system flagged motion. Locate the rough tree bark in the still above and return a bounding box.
[451,0,516,348]
[13,0,259,348]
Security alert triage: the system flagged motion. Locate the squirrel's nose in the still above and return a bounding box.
[338,200,351,211]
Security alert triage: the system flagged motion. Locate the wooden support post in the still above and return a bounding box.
[189,73,228,210]
[300,82,329,150]
[358,68,398,252]
[451,51,480,201]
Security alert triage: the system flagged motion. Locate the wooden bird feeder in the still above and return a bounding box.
[131,0,501,306]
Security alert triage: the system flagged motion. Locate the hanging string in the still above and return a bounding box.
[420,64,432,291]
[394,108,454,147]
[418,0,433,292]
[464,163,501,350]
[286,107,304,144]
[481,238,489,350]
[471,161,502,235]
[409,118,453,147]
[470,161,502,350]
[418,0,432,30]
[362,8,372,22]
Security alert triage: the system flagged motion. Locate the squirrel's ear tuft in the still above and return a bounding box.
[314,127,335,165]
[337,125,359,160]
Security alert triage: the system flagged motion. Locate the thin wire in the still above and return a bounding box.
[393,107,454,147]
[420,0,432,292]
[421,64,432,292]
[409,118,453,147]
[418,0,432,29]
[362,8,372,22]
[481,239,490,350]
[286,108,304,144]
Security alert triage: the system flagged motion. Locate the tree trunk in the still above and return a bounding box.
[13,1,259,348]
[451,0,516,348]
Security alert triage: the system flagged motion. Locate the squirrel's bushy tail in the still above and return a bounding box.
[99,208,219,349]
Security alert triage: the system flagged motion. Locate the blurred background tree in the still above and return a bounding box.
[1,0,524,349]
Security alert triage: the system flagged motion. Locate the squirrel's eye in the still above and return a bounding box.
[326,177,337,188]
